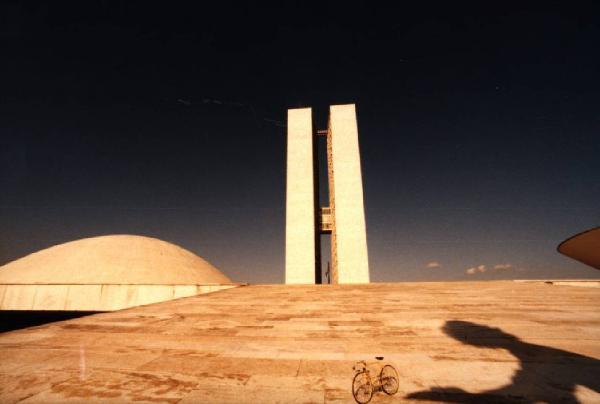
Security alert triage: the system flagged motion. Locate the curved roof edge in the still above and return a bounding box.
[557,226,600,270]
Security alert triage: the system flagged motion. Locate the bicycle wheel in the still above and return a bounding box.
[379,364,399,395]
[352,371,373,404]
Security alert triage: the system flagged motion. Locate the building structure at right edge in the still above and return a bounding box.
[285,104,370,284]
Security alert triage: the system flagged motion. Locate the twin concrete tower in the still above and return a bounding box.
[285,104,370,284]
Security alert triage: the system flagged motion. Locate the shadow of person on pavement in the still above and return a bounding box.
[407,320,600,403]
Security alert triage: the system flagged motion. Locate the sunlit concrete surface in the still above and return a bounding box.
[328,104,370,284]
[0,235,235,311]
[285,108,317,284]
[1,281,599,403]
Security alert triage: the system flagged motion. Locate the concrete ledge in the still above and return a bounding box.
[0,283,240,311]
[514,279,600,288]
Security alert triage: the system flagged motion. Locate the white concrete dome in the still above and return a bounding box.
[0,235,234,311]
[0,234,230,285]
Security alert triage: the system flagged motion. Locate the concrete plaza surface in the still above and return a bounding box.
[1,281,599,403]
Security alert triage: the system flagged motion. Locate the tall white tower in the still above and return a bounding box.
[285,104,370,284]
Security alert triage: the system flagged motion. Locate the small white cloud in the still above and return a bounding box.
[494,263,513,271]
[425,261,441,269]
[466,265,486,275]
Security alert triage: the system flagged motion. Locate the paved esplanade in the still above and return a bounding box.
[285,104,370,284]
[1,281,599,403]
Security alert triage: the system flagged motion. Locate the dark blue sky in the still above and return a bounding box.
[1,2,599,282]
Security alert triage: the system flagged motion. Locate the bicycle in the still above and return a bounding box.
[352,357,399,404]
